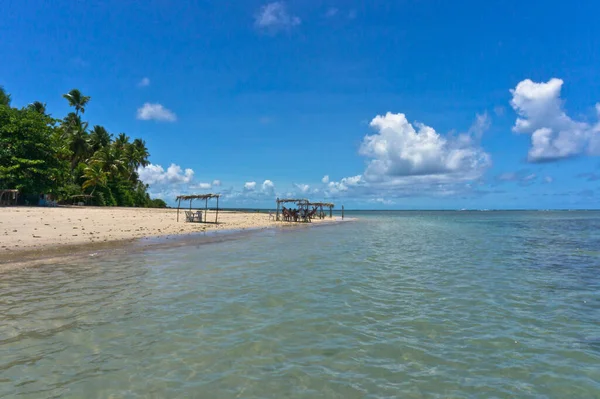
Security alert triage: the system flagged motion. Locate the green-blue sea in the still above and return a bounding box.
[1,211,600,398]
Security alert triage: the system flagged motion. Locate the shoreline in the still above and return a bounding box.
[0,206,351,271]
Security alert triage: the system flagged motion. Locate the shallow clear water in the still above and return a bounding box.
[1,211,600,398]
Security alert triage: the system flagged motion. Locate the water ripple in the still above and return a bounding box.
[1,212,600,397]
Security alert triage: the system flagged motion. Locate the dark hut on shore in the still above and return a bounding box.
[0,189,18,206]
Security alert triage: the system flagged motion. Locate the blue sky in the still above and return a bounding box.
[2,0,600,209]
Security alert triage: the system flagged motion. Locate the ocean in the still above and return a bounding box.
[1,211,599,398]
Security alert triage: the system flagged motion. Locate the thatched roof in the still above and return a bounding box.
[276,198,308,204]
[308,202,335,208]
[176,194,220,201]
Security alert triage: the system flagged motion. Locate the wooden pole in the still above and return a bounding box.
[215,196,219,224]
[189,199,192,210]
[342,205,344,220]
[330,205,333,218]
[177,198,181,222]
[276,198,280,221]
[205,198,208,223]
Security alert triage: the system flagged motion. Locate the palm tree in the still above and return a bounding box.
[27,101,47,114]
[62,89,90,116]
[132,138,150,168]
[69,124,91,169]
[82,163,108,196]
[89,125,112,152]
[114,133,130,150]
[92,146,125,176]
[127,138,150,180]
[0,86,11,106]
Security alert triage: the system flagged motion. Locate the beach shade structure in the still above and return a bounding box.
[175,194,221,224]
[275,198,310,222]
[308,202,335,219]
[0,189,19,206]
[70,194,94,206]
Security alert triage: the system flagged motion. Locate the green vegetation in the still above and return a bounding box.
[0,85,166,207]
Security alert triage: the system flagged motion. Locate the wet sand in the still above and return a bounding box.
[0,206,342,268]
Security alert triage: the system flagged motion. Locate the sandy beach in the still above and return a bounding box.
[0,206,340,265]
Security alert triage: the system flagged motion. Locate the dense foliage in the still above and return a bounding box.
[0,86,166,207]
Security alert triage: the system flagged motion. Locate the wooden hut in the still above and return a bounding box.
[308,202,335,219]
[175,193,221,223]
[275,198,311,222]
[0,189,18,206]
[70,194,94,206]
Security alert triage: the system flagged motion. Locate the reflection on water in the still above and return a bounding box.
[1,212,600,398]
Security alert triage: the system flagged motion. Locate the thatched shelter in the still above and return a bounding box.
[308,202,335,219]
[275,198,309,222]
[175,193,221,223]
[70,194,94,205]
[0,189,18,206]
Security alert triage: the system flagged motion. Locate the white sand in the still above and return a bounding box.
[0,206,338,257]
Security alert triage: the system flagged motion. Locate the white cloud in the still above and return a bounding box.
[320,113,492,201]
[193,182,212,190]
[371,198,394,205]
[544,176,553,184]
[294,183,310,193]
[327,175,364,195]
[469,112,490,140]
[359,112,490,182]
[212,179,222,187]
[510,78,600,162]
[255,2,300,31]
[136,103,177,122]
[138,163,194,185]
[495,170,539,186]
[262,179,275,193]
[321,175,330,184]
[244,181,257,191]
[138,77,150,87]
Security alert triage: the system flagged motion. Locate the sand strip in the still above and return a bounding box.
[0,206,345,269]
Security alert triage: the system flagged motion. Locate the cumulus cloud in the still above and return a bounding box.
[138,77,150,87]
[359,112,491,182]
[320,112,492,201]
[294,183,310,193]
[262,179,275,193]
[138,163,194,185]
[244,181,257,191]
[544,176,553,184]
[136,103,177,122]
[255,2,300,31]
[510,78,600,162]
[321,175,330,184]
[212,179,222,187]
[327,175,364,195]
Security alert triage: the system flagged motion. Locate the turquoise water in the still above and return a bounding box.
[1,211,600,398]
